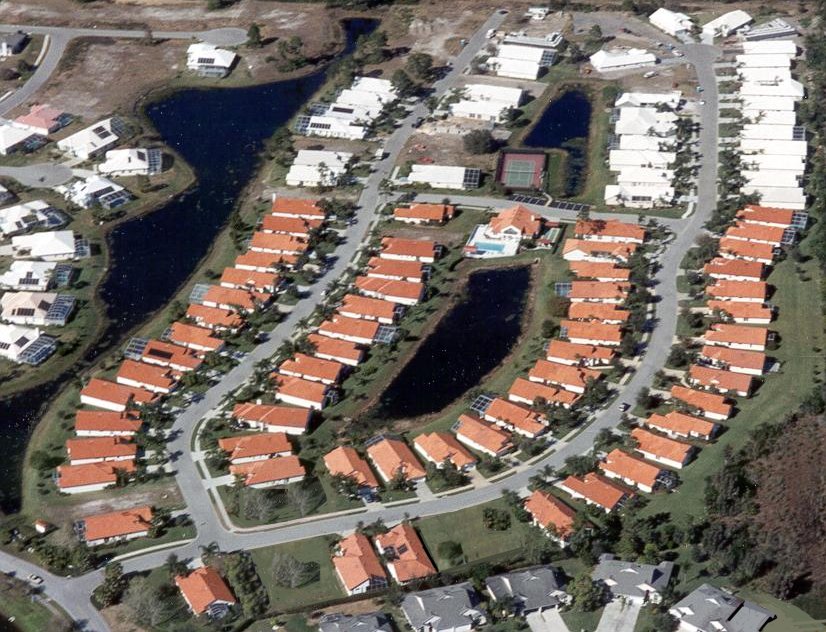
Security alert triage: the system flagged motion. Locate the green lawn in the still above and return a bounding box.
[0,576,71,632]
[738,588,826,632]
[561,607,604,632]
[250,536,344,611]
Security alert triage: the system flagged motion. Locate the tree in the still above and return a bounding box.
[568,571,605,611]
[391,69,415,97]
[463,129,496,154]
[287,481,323,517]
[165,553,188,579]
[483,507,511,531]
[564,454,597,477]
[271,552,319,588]
[247,23,262,48]
[96,562,127,607]
[437,540,464,565]
[406,52,434,80]
[588,24,603,41]
[123,577,179,627]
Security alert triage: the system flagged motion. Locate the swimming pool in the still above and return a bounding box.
[474,241,506,253]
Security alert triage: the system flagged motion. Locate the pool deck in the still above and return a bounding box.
[464,224,521,258]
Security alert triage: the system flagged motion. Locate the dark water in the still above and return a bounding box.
[375,266,531,419]
[0,19,377,513]
[0,618,17,632]
[523,90,592,196]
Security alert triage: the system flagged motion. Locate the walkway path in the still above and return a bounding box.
[594,599,642,632]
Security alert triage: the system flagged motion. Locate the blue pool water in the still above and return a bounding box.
[475,241,506,253]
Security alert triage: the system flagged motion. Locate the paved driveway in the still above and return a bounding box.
[527,609,571,632]
[595,599,642,632]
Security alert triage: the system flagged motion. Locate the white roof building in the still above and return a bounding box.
[741,153,805,171]
[743,185,806,209]
[350,76,397,101]
[407,164,481,190]
[0,123,43,155]
[486,56,541,80]
[737,67,794,84]
[604,183,674,209]
[736,54,792,69]
[740,123,798,141]
[615,91,682,109]
[648,8,693,37]
[449,84,524,122]
[744,18,797,41]
[301,76,397,141]
[488,43,556,79]
[615,107,677,136]
[60,176,132,210]
[616,167,674,186]
[98,148,162,177]
[618,135,671,151]
[609,149,675,170]
[186,43,236,78]
[1,291,58,326]
[740,96,797,112]
[590,48,656,72]
[12,230,76,261]
[740,138,807,156]
[743,170,801,188]
[57,118,124,160]
[742,110,797,126]
[0,260,56,291]
[739,78,804,99]
[0,323,54,364]
[285,149,353,188]
[702,10,753,40]
[0,200,56,238]
[742,40,798,56]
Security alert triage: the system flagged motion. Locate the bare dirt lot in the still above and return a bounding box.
[397,130,499,173]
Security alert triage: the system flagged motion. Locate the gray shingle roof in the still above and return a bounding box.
[669,584,775,632]
[401,582,487,632]
[318,612,392,632]
[485,565,568,614]
[592,554,674,600]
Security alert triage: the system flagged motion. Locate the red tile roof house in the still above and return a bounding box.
[366,257,426,283]
[558,472,629,513]
[736,204,798,228]
[235,251,298,273]
[567,302,631,324]
[318,315,380,345]
[332,533,389,596]
[724,221,786,247]
[599,448,665,494]
[546,340,616,367]
[273,375,332,410]
[116,359,178,395]
[249,231,309,256]
[270,195,326,220]
[703,257,764,282]
[141,339,203,372]
[323,446,380,493]
[201,285,263,314]
[175,566,237,619]
[706,280,768,304]
[670,385,733,421]
[66,436,137,465]
[261,214,323,236]
[186,303,245,332]
[483,397,548,438]
[561,320,623,347]
[14,104,70,136]
[56,461,136,494]
[574,219,646,244]
[706,300,773,325]
[528,359,601,395]
[218,433,292,465]
[484,205,544,241]
[393,202,455,225]
[168,321,226,354]
[562,239,637,264]
[232,402,312,435]
[373,523,436,584]
[277,353,345,385]
[80,378,157,412]
[306,333,365,367]
[219,267,282,294]
[230,455,306,488]
[567,281,630,304]
[454,414,514,458]
[365,436,427,484]
[569,261,632,282]
[703,323,769,352]
[700,345,766,376]
[508,377,581,409]
[631,428,696,470]
[338,293,402,324]
[413,431,477,471]
[644,411,718,441]
[75,410,142,437]
[718,237,775,265]
[78,505,153,547]
[354,276,424,306]
[524,489,578,546]
[688,364,754,398]
[379,237,439,263]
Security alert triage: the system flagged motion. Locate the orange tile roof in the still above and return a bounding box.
[568,281,630,301]
[393,203,454,222]
[116,359,177,391]
[703,257,764,280]
[366,436,426,482]
[563,239,638,261]
[574,219,646,242]
[235,251,298,272]
[524,490,577,538]
[168,322,225,351]
[645,411,718,439]
[719,237,774,262]
[374,523,436,583]
[307,334,364,364]
[202,285,259,311]
[630,428,694,464]
[261,215,322,235]
[220,267,280,292]
[546,340,616,364]
[567,302,631,322]
[142,339,203,371]
[706,300,773,322]
[704,323,768,347]
[366,257,425,281]
[186,303,245,330]
[273,375,329,405]
[80,378,157,407]
[271,196,325,218]
[66,436,137,462]
[218,433,292,461]
[688,364,754,394]
[333,533,388,592]
[340,294,398,321]
[318,316,380,342]
[600,448,662,489]
[175,567,236,615]
[455,414,513,455]
[706,280,767,301]
[529,359,601,391]
[560,472,628,511]
[323,446,379,489]
[75,410,142,434]
[569,261,631,281]
[380,237,438,259]
[82,506,153,543]
[485,397,547,436]
[725,222,786,244]
[57,461,136,490]
[488,205,543,237]
[231,455,306,486]
[250,231,308,254]
[671,385,732,418]
[700,345,766,372]
[560,320,623,344]
[736,205,796,227]
[232,402,311,431]
[14,104,65,131]
[413,431,477,469]
[354,276,424,302]
[278,353,344,383]
[509,377,581,407]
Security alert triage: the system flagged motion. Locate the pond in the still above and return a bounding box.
[374,266,532,420]
[523,89,592,196]
[0,18,377,513]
